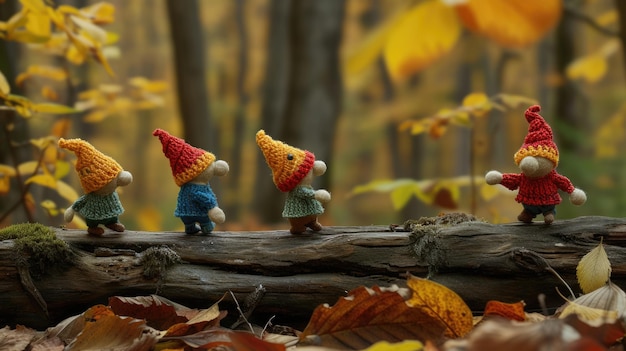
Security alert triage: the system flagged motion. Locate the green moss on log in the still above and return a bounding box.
[0,223,74,275]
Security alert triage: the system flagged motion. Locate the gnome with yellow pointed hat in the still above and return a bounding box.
[153,128,229,234]
[485,105,586,224]
[256,130,331,234]
[59,138,133,236]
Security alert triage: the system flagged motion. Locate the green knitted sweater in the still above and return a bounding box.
[72,192,124,220]
[282,185,324,218]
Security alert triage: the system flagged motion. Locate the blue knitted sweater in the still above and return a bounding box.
[72,192,124,220]
[282,185,324,218]
[175,183,218,217]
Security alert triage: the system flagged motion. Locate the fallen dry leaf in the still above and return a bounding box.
[161,328,285,351]
[0,325,36,351]
[406,275,473,338]
[65,314,158,351]
[108,295,195,330]
[300,284,447,350]
[576,242,611,294]
[483,300,526,321]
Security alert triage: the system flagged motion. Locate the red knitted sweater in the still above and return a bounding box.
[500,170,575,206]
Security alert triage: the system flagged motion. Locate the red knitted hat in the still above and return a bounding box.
[513,105,559,167]
[153,128,216,186]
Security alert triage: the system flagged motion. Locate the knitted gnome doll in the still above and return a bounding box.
[485,105,586,224]
[256,130,331,234]
[153,129,229,234]
[59,138,133,236]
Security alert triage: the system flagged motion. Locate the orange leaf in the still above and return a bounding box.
[300,285,447,349]
[164,328,285,351]
[455,0,562,47]
[484,300,526,321]
[406,275,473,338]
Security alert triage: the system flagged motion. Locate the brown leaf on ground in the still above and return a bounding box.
[300,284,447,350]
[65,314,158,351]
[162,328,285,351]
[108,295,196,330]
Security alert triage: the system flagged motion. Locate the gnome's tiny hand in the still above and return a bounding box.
[64,207,75,223]
[570,188,587,206]
[315,189,331,203]
[485,170,503,185]
[213,160,229,177]
[209,207,226,224]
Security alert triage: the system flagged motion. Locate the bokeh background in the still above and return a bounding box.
[0,0,624,231]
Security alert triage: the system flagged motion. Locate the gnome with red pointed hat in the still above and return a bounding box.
[153,129,229,234]
[485,105,586,224]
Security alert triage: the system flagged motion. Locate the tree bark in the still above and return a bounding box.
[165,0,214,151]
[2,216,626,330]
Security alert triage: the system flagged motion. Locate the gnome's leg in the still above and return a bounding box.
[517,210,534,223]
[289,215,319,234]
[104,217,125,232]
[86,218,105,236]
[305,216,322,231]
[180,216,201,234]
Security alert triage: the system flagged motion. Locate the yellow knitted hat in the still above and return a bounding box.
[256,130,315,192]
[58,138,123,193]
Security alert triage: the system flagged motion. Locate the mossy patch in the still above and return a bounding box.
[140,246,181,279]
[0,223,74,276]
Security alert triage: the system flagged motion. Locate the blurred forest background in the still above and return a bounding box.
[0,0,625,232]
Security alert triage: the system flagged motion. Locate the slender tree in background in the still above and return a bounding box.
[165,0,214,152]
[253,0,346,224]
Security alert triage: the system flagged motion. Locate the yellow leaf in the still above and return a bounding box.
[462,92,488,107]
[344,8,406,76]
[558,298,618,324]
[0,174,10,195]
[0,164,17,177]
[20,0,47,13]
[390,184,419,210]
[81,2,116,25]
[32,102,78,114]
[566,55,607,83]
[383,0,461,80]
[577,242,611,294]
[30,136,56,150]
[25,173,57,189]
[40,199,59,216]
[41,86,59,100]
[50,118,72,138]
[364,340,424,351]
[18,161,39,175]
[56,180,79,203]
[71,15,107,43]
[455,0,562,48]
[406,274,473,338]
[0,70,11,95]
[54,160,71,180]
[24,10,51,40]
[495,94,538,109]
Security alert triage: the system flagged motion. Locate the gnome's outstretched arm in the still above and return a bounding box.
[553,172,587,206]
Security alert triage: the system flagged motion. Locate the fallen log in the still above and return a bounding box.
[1,215,626,330]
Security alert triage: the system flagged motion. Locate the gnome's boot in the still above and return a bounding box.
[88,226,105,236]
[517,210,534,223]
[543,212,555,224]
[106,222,125,232]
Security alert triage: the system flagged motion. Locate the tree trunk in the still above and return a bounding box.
[2,216,626,330]
[253,0,345,224]
[165,0,214,151]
